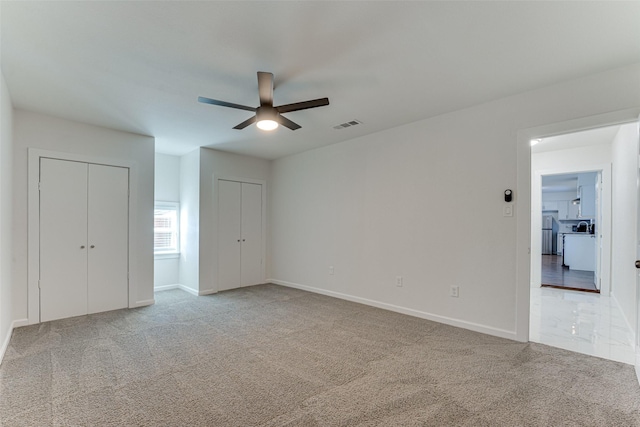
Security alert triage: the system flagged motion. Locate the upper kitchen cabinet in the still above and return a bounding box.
[578,172,597,219]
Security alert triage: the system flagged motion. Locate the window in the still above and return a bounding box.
[154,202,179,257]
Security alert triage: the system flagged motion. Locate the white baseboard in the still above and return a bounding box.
[133,299,155,308]
[157,284,218,296]
[177,284,199,296]
[268,279,517,341]
[154,284,179,292]
[0,318,29,365]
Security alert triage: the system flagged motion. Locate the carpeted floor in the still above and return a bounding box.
[1,284,639,426]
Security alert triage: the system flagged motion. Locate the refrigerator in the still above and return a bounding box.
[541,215,557,255]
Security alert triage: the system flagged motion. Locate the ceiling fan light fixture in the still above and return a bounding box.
[256,119,278,131]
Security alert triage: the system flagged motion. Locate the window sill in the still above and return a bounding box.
[154,253,180,260]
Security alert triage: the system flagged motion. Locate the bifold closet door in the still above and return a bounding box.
[217,180,263,291]
[40,158,129,322]
[87,164,129,314]
[240,183,262,287]
[40,159,89,322]
[218,180,242,291]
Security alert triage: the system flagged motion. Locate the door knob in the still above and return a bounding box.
[242,239,246,242]
[237,239,240,242]
[90,245,95,249]
[636,260,640,269]
[80,245,85,249]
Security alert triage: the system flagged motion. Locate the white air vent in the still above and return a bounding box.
[333,120,362,130]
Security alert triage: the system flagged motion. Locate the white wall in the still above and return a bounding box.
[270,63,640,340]
[611,123,639,333]
[198,148,270,294]
[154,153,181,289]
[178,149,200,292]
[532,144,613,291]
[0,72,14,360]
[13,110,155,322]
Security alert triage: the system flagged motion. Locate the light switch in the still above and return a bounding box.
[503,205,513,217]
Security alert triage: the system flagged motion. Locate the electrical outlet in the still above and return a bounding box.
[396,276,403,287]
[450,285,459,298]
[329,266,334,275]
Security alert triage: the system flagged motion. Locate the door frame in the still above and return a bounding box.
[532,166,611,295]
[212,175,267,293]
[27,149,139,324]
[515,107,640,342]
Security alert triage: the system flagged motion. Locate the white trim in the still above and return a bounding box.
[268,279,518,341]
[28,148,140,324]
[154,253,180,260]
[516,107,640,343]
[154,284,179,292]
[213,175,267,293]
[132,299,154,308]
[0,319,29,364]
[177,284,199,296]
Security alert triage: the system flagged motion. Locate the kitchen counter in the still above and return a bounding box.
[563,233,596,272]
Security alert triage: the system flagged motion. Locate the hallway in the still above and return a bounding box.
[530,287,635,364]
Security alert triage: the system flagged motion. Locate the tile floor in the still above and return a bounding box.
[530,286,636,365]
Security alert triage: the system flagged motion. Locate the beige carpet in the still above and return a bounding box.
[1,284,639,426]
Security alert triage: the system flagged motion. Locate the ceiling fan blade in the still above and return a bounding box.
[233,116,257,130]
[276,98,330,114]
[276,115,301,130]
[198,96,256,112]
[257,72,274,107]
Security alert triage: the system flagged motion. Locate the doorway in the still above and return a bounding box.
[527,122,638,365]
[539,171,601,294]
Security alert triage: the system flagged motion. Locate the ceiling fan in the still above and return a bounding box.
[198,71,329,131]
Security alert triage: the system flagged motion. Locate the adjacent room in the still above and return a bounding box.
[1,1,640,425]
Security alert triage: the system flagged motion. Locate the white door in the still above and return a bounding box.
[40,159,89,322]
[595,171,602,289]
[87,164,129,314]
[40,159,129,322]
[240,183,262,286]
[635,118,640,380]
[217,180,263,291]
[218,180,242,291]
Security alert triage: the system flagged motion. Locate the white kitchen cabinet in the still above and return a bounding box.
[556,233,563,255]
[542,201,558,211]
[558,200,579,220]
[40,158,129,322]
[579,183,596,219]
[564,234,596,271]
[218,179,263,291]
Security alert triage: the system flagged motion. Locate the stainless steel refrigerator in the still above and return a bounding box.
[542,215,557,255]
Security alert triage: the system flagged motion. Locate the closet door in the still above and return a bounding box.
[40,159,89,322]
[240,183,262,286]
[218,180,242,291]
[87,164,129,314]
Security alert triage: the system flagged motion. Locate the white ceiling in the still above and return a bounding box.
[2,1,639,159]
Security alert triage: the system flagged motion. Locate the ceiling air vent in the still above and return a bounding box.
[333,120,362,130]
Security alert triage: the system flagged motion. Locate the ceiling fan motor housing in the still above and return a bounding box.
[256,105,278,121]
